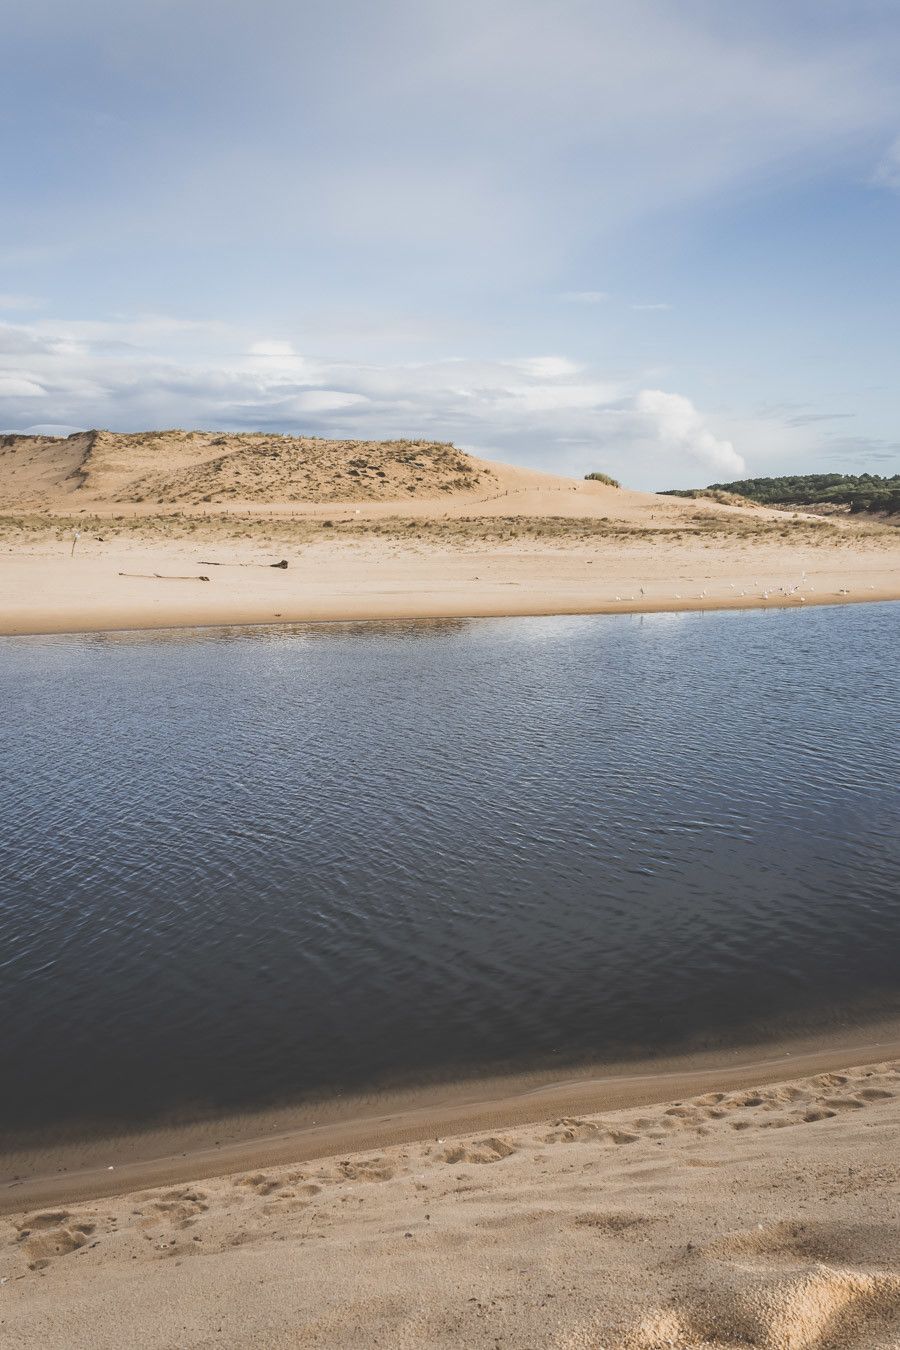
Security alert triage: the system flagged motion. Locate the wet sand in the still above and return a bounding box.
[4,1018,900,1216]
[2,1051,899,1348]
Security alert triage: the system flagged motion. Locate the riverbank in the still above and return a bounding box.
[3,1052,898,1348]
[4,1016,900,1214]
[2,531,899,634]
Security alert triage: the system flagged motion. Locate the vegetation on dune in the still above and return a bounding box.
[660,473,900,514]
[584,471,621,487]
[102,434,492,505]
[3,508,881,550]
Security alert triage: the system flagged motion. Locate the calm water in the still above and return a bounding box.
[2,605,899,1138]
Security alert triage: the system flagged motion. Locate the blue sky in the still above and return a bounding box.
[2,0,900,489]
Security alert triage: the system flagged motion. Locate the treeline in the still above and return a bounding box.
[661,473,900,514]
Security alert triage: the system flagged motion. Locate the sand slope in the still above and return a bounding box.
[2,430,898,634]
[0,428,769,521]
[0,430,504,509]
[2,1061,898,1348]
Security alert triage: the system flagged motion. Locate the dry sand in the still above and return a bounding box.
[1,430,898,633]
[2,1058,898,1348]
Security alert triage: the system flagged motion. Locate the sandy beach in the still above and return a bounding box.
[4,432,900,1347]
[1,431,898,634]
[2,1054,899,1348]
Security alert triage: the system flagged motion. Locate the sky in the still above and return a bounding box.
[2,0,900,489]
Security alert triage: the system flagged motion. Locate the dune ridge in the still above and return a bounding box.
[0,430,501,508]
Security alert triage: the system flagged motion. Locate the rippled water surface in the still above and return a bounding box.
[2,605,899,1136]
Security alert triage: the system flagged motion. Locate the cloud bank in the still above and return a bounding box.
[636,390,745,476]
[0,314,751,488]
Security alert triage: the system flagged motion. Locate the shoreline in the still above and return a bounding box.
[5,1017,900,1216]
[4,1057,900,1349]
[3,540,899,638]
[3,587,900,639]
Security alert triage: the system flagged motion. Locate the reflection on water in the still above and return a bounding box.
[79,615,474,651]
[2,604,899,1136]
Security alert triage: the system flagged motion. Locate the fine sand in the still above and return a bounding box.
[1,430,898,633]
[2,1057,899,1348]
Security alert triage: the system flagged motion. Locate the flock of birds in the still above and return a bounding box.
[610,573,874,603]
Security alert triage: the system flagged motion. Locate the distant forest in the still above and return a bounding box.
[661,473,900,514]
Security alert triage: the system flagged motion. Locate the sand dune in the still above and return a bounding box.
[0,428,818,522]
[0,430,501,508]
[1,430,898,633]
[2,1060,898,1348]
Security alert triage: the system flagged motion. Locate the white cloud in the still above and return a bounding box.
[291,390,369,413]
[0,312,792,488]
[636,390,746,477]
[630,302,672,311]
[20,423,86,436]
[0,374,46,397]
[560,291,609,304]
[248,340,297,357]
[512,356,582,379]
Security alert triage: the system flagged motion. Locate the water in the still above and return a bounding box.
[1,605,898,1139]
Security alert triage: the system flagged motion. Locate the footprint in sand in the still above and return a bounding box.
[441,1137,517,1164]
[336,1157,395,1182]
[17,1210,71,1232]
[802,1107,838,1123]
[22,1227,90,1265]
[13,1211,98,1267]
[543,1118,639,1145]
[233,1173,282,1196]
[150,1188,209,1221]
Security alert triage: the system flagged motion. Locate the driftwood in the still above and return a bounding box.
[118,572,210,582]
[198,559,289,569]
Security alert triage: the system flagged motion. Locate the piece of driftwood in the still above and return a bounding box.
[198,559,289,569]
[118,572,210,581]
